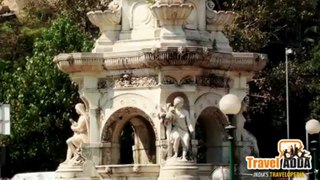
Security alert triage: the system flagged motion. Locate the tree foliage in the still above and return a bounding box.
[1,17,93,176]
[222,0,318,52]
[218,0,320,157]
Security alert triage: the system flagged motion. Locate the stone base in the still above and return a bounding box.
[55,161,100,180]
[158,158,200,180]
[56,164,85,179]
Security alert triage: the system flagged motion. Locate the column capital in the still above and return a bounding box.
[227,71,253,90]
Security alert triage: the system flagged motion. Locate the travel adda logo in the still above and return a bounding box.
[246,139,312,170]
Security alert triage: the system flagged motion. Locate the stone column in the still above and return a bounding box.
[228,72,258,179]
[80,76,104,165]
[228,73,249,142]
[156,140,168,165]
[81,95,100,142]
[191,139,198,162]
[188,104,198,162]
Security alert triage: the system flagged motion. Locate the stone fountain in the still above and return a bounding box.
[53,0,267,179]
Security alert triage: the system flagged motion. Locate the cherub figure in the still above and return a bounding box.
[159,97,194,161]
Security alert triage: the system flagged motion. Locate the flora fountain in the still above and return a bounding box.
[53,0,267,179]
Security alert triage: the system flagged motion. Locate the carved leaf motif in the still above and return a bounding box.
[162,76,177,85]
[196,74,229,88]
[180,75,194,85]
[114,75,158,88]
[98,76,158,89]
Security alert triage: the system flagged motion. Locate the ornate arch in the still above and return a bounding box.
[101,107,158,143]
[103,93,156,117]
[196,106,227,163]
[101,106,158,164]
[194,92,224,121]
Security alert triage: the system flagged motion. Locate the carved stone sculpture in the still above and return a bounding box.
[206,0,236,52]
[62,103,89,165]
[87,0,122,52]
[159,96,194,161]
[150,0,193,46]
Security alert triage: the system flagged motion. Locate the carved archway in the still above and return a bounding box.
[101,107,157,164]
[101,93,157,133]
[194,92,222,120]
[196,106,228,164]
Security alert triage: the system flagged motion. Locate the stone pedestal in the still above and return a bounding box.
[56,164,84,179]
[87,8,121,53]
[82,143,106,165]
[158,158,200,180]
[92,29,120,52]
[150,3,193,47]
[56,161,100,180]
[159,25,188,46]
[82,143,120,165]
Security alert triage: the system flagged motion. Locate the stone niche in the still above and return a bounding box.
[54,0,267,180]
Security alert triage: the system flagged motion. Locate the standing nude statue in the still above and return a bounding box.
[160,96,194,161]
[63,103,89,164]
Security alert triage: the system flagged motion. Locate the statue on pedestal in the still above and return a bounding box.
[160,96,194,161]
[62,103,89,165]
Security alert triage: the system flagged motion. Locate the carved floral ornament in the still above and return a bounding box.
[97,73,229,89]
[162,74,229,87]
[98,74,158,89]
[196,74,230,88]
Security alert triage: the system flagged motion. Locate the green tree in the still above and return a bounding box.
[221,0,317,52]
[216,0,319,157]
[1,17,93,176]
[308,24,320,119]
